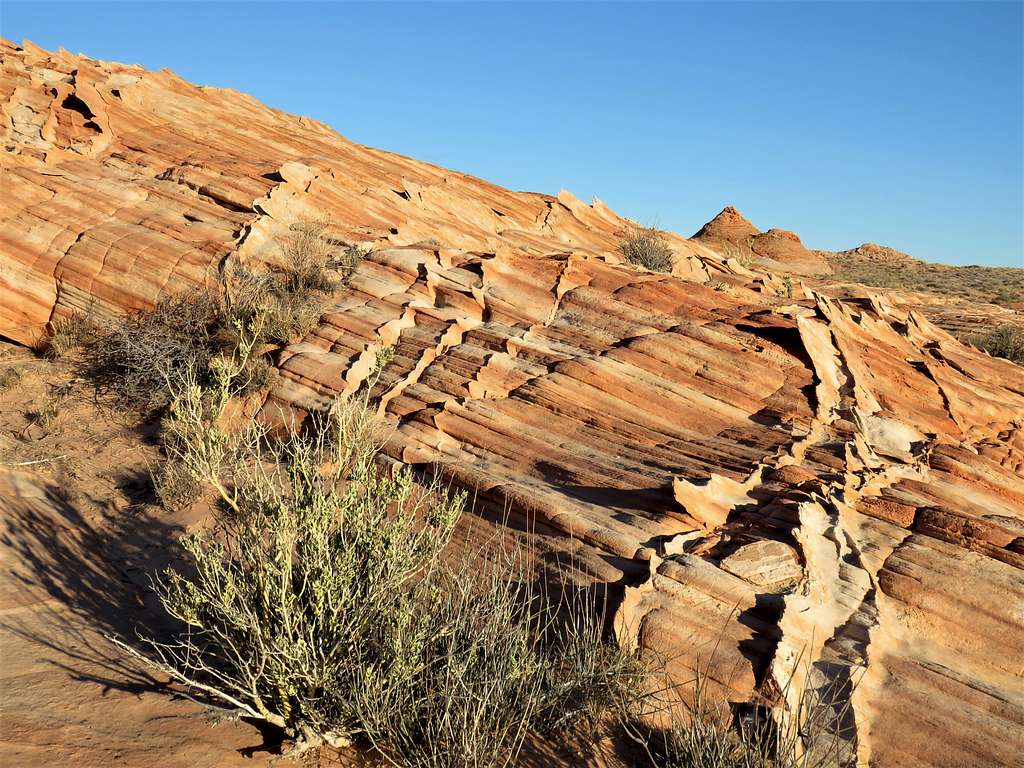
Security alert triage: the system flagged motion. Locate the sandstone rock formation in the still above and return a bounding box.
[2,40,1023,768]
[692,205,832,276]
[821,243,1024,339]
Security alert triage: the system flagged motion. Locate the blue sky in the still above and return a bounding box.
[4,1,1022,266]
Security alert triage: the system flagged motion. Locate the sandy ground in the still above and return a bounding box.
[0,343,320,766]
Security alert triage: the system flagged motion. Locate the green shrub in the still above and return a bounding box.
[114,344,644,763]
[618,226,674,273]
[969,324,1024,364]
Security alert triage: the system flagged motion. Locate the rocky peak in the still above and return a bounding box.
[692,205,760,242]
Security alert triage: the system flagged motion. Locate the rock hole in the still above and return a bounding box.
[60,93,96,121]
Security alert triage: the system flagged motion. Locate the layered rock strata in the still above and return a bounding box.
[2,40,1023,767]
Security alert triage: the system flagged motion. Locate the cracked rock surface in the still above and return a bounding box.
[2,40,1023,768]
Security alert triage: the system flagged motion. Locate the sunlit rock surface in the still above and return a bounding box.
[2,39,1023,768]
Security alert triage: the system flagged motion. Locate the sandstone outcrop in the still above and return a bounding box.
[692,205,832,276]
[2,40,1023,768]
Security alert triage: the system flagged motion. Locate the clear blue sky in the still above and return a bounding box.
[4,1,1022,266]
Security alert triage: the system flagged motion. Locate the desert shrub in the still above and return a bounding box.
[76,218,362,411]
[47,312,99,358]
[281,219,340,293]
[84,292,222,413]
[218,263,322,345]
[356,564,644,768]
[626,665,854,768]
[618,226,674,273]
[969,324,1024,364]
[0,366,22,391]
[152,458,202,511]
[115,344,644,764]
[775,276,794,299]
[223,225,364,345]
[280,220,364,293]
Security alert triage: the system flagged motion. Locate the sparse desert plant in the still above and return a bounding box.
[152,457,202,511]
[625,660,855,768]
[33,398,62,430]
[221,225,363,345]
[281,219,340,293]
[968,324,1024,364]
[356,563,645,768]
[84,291,222,413]
[114,346,467,751]
[776,276,794,299]
[0,366,23,391]
[719,243,756,270]
[76,219,362,411]
[115,341,644,764]
[154,318,265,514]
[280,219,364,293]
[618,226,674,273]
[47,312,99,358]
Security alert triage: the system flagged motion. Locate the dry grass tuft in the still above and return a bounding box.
[46,312,100,359]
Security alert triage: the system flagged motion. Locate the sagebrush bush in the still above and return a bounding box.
[618,226,674,273]
[114,339,644,764]
[357,562,644,768]
[625,664,854,768]
[969,324,1024,364]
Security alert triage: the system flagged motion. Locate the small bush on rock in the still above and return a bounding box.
[618,226,674,273]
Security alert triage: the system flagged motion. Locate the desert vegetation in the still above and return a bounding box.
[32,220,856,767]
[107,314,850,766]
[50,220,360,413]
[827,254,1024,306]
[618,225,675,273]
[968,324,1024,364]
[111,327,646,765]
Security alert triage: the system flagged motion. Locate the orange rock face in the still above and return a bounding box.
[2,40,1023,768]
